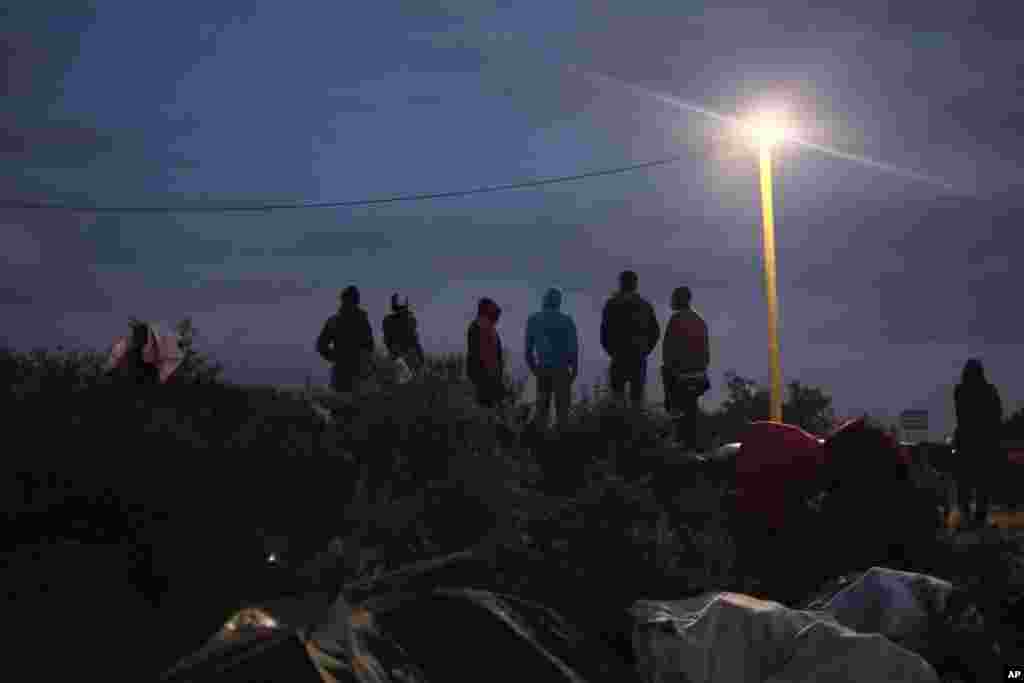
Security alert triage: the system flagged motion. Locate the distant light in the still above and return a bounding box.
[744,108,794,149]
[268,553,278,564]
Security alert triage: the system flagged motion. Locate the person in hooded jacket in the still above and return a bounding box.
[953,358,1004,528]
[661,286,711,451]
[600,270,660,406]
[467,298,506,411]
[316,285,375,394]
[382,293,425,374]
[525,287,579,432]
[111,320,161,386]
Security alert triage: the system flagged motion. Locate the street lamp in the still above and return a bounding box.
[745,109,793,423]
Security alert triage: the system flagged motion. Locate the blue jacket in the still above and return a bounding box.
[525,288,579,371]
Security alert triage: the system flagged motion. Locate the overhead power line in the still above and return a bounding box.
[0,154,686,214]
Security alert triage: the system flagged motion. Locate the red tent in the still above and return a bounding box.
[733,421,826,531]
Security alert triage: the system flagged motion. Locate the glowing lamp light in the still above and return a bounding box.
[745,110,793,149]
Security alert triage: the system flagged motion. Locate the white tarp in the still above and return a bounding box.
[631,570,943,683]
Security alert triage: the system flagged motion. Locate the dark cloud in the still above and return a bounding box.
[790,193,1024,345]
[0,286,35,306]
[325,94,380,113]
[0,262,114,315]
[2,4,98,101]
[81,216,237,266]
[407,94,445,106]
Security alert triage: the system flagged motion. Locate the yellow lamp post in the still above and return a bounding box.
[747,112,790,422]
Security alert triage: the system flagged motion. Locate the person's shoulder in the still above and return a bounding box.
[631,293,653,308]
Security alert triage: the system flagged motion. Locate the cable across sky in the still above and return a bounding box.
[0,154,688,214]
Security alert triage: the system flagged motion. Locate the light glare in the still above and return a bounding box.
[747,110,792,148]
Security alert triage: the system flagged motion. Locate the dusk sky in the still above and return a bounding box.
[4,2,1022,439]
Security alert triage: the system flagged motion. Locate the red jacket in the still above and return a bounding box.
[662,307,709,371]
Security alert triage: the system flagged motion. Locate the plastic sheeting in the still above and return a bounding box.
[631,569,945,683]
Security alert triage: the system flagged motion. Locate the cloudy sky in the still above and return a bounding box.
[3,2,1022,438]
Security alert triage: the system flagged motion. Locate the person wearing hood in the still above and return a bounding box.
[467,297,506,410]
[526,287,579,431]
[316,285,375,394]
[953,358,1004,528]
[661,286,711,451]
[108,320,161,386]
[382,293,425,374]
[600,270,660,406]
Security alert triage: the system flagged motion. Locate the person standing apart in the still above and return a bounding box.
[953,358,1004,528]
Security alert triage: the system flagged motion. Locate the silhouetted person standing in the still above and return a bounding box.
[382,293,425,374]
[600,270,660,407]
[525,287,579,432]
[953,358,1004,528]
[317,286,374,394]
[467,298,506,412]
[107,320,161,386]
[661,286,711,451]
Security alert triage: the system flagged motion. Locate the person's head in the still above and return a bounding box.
[618,270,638,293]
[671,286,692,311]
[542,287,562,311]
[391,293,409,313]
[130,320,150,350]
[340,285,360,307]
[478,297,501,322]
[961,358,986,384]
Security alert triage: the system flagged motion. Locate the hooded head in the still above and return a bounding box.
[671,286,692,311]
[130,320,150,351]
[618,270,639,293]
[477,297,501,323]
[391,293,410,313]
[542,287,562,311]
[340,285,360,307]
[961,358,986,384]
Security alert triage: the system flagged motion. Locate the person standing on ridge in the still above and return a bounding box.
[316,285,375,394]
[600,270,660,407]
[661,286,711,451]
[953,358,1004,528]
[525,287,579,432]
[467,297,507,415]
[383,293,425,376]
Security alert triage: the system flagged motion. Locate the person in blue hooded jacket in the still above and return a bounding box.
[525,287,579,431]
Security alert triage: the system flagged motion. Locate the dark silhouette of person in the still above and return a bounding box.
[661,286,710,451]
[525,287,579,432]
[108,320,160,386]
[600,270,660,406]
[316,286,374,394]
[953,358,1004,528]
[467,298,506,412]
[382,293,425,373]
